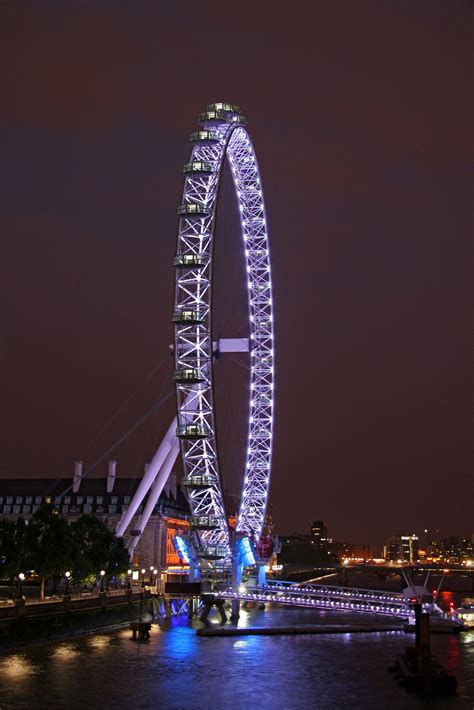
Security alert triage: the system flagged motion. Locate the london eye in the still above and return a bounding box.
[173,102,274,567]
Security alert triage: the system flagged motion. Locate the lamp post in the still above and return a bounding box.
[149,565,154,584]
[140,568,146,588]
[17,573,25,600]
[153,568,158,591]
[64,571,71,596]
[127,569,132,590]
[100,570,106,593]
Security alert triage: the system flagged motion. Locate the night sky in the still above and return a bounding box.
[0,1,471,549]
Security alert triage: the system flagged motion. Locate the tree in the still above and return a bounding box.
[70,515,129,583]
[0,518,27,581]
[22,504,73,601]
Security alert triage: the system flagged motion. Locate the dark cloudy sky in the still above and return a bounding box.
[0,1,471,548]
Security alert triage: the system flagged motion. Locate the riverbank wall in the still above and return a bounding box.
[0,590,151,651]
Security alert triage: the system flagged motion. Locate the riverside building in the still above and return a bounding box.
[0,463,190,572]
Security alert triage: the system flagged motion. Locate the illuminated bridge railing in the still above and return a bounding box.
[265,580,406,604]
[214,581,412,617]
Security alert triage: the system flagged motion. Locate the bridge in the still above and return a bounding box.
[214,580,410,617]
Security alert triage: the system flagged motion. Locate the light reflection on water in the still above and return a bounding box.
[0,608,472,710]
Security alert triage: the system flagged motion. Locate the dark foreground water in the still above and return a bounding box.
[1,604,473,710]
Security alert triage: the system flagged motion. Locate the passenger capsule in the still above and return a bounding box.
[172,309,205,325]
[173,368,206,384]
[190,130,220,145]
[176,423,211,439]
[183,160,214,175]
[173,253,209,269]
[177,203,210,217]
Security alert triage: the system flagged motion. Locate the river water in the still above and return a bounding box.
[1,596,473,709]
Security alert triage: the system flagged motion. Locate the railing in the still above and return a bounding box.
[214,580,412,617]
[0,589,149,621]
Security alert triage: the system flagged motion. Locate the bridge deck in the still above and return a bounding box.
[214,580,411,617]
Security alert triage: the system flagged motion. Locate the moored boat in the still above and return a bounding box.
[453,603,474,628]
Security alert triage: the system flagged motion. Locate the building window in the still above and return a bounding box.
[83,504,92,514]
[3,505,11,514]
[62,506,69,514]
[96,496,103,505]
[6,497,13,504]
[35,497,42,504]
[77,497,83,504]
[87,496,93,504]
[15,497,22,504]
[165,528,180,566]
[111,496,118,504]
[13,505,21,514]
[25,497,32,504]
[22,505,31,514]
[108,505,117,514]
[32,505,39,513]
[64,496,71,504]
[54,496,61,504]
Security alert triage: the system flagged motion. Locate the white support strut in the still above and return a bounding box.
[115,417,177,538]
[127,438,180,555]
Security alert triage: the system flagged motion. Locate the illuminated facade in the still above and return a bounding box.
[384,534,419,562]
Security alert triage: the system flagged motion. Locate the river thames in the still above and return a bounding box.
[1,601,473,710]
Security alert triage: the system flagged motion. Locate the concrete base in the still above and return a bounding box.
[197,623,403,637]
[230,598,240,621]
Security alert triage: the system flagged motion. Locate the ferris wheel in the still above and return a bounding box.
[173,102,274,564]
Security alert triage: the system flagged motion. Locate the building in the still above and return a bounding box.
[384,534,419,563]
[384,536,403,562]
[428,536,474,564]
[311,520,329,549]
[400,535,419,563]
[327,541,372,563]
[0,468,190,572]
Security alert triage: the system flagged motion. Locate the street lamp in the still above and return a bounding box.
[100,570,106,593]
[64,571,71,595]
[141,568,146,588]
[149,565,154,584]
[127,569,132,590]
[17,573,25,600]
[153,568,158,590]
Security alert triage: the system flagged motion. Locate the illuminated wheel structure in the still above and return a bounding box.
[173,103,274,571]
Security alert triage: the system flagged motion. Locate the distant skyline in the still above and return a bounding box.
[0,1,472,548]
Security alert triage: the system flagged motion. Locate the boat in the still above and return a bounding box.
[403,615,464,634]
[453,603,474,628]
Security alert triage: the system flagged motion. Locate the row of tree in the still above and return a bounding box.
[0,504,130,600]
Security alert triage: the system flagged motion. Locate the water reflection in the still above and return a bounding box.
[232,640,248,649]
[0,654,34,681]
[87,635,110,651]
[0,608,472,709]
[52,643,80,662]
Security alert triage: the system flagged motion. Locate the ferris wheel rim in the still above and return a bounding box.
[173,104,274,563]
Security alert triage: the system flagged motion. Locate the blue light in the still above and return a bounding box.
[238,536,255,567]
[173,535,190,563]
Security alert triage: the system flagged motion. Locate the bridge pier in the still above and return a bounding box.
[200,595,228,623]
[230,598,240,621]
